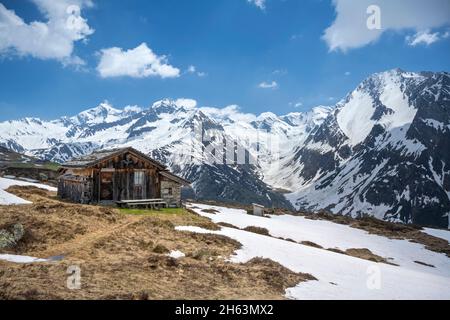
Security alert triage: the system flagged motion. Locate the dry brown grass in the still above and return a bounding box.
[217,222,240,229]
[201,208,220,214]
[1,187,122,256]
[0,186,314,300]
[301,241,323,249]
[243,226,270,236]
[344,248,390,264]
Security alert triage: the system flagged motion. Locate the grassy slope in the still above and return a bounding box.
[0,186,311,300]
[5,162,60,171]
[0,147,60,171]
[120,207,187,216]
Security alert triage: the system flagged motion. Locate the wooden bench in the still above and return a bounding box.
[115,199,167,210]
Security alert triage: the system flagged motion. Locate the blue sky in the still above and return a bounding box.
[0,0,449,121]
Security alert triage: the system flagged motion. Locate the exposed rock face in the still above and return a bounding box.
[287,70,450,228]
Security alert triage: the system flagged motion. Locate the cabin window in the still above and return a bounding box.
[134,171,145,186]
[168,188,173,195]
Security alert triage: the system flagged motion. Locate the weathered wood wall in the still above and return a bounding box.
[59,151,163,204]
[58,175,92,204]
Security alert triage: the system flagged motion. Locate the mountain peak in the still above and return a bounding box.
[258,112,278,120]
[151,98,198,114]
[81,101,121,114]
[151,98,176,109]
[74,101,123,125]
[366,68,436,87]
[337,68,450,147]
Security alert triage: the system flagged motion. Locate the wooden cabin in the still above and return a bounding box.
[57,147,190,207]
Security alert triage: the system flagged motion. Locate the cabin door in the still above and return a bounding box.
[133,171,145,200]
[100,172,114,201]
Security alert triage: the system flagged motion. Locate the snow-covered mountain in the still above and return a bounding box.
[0,69,449,227]
[0,98,329,208]
[286,69,450,228]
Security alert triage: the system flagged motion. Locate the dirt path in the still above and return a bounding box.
[35,216,142,258]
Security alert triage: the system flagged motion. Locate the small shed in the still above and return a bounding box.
[252,203,265,216]
[57,147,190,207]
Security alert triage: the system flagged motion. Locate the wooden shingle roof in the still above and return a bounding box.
[159,171,191,185]
[61,147,166,170]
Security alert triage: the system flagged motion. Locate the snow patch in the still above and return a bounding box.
[176,224,450,300]
[187,203,450,278]
[0,254,48,264]
[337,90,375,146]
[423,228,450,243]
[0,177,56,205]
[167,250,186,259]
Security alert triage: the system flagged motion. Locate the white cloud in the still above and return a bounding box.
[97,43,180,79]
[187,66,197,73]
[272,69,287,76]
[200,104,257,123]
[123,105,143,113]
[152,99,254,122]
[345,71,351,76]
[406,30,442,46]
[186,65,207,77]
[0,0,94,64]
[323,0,450,51]
[258,81,278,89]
[153,99,258,123]
[187,65,196,73]
[290,34,302,41]
[248,0,266,10]
[175,98,197,110]
[288,101,303,108]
